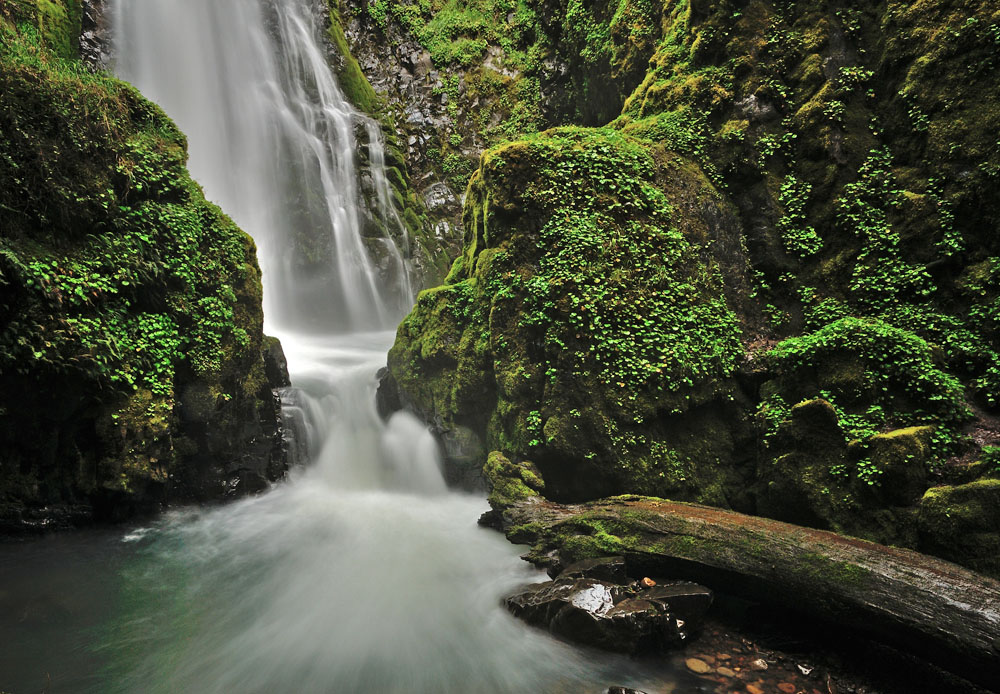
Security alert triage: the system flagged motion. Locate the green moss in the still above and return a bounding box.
[484,450,544,509]
[0,17,276,516]
[764,317,969,458]
[389,126,746,500]
[326,1,380,113]
[918,479,1000,578]
[377,0,999,566]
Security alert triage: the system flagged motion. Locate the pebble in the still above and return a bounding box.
[717,653,731,661]
[716,666,736,678]
[778,684,797,693]
[746,685,765,694]
[750,658,769,671]
[641,577,656,588]
[685,658,712,674]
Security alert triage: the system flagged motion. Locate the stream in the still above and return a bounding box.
[0,0,706,691]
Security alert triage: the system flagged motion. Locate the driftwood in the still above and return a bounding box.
[494,495,1000,690]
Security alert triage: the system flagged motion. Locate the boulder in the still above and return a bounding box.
[504,570,712,654]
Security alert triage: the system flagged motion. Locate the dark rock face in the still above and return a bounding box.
[263,336,292,389]
[79,0,111,68]
[505,556,712,654]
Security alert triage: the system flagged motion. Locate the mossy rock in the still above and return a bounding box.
[484,450,545,511]
[917,480,1000,578]
[388,126,751,502]
[756,395,938,546]
[0,17,284,526]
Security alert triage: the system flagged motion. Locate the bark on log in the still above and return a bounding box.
[493,495,1000,691]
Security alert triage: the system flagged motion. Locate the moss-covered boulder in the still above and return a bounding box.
[918,480,1000,579]
[386,126,753,502]
[753,317,973,544]
[0,10,285,528]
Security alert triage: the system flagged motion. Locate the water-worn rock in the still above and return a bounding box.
[557,556,629,584]
[505,569,712,654]
[685,658,712,674]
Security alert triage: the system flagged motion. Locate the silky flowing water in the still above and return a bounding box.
[0,0,698,691]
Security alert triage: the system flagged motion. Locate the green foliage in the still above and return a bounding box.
[0,21,259,406]
[837,148,933,311]
[766,317,971,463]
[505,129,741,404]
[777,174,821,258]
[983,446,1000,474]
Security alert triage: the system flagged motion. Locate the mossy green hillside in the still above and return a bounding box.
[389,126,751,502]
[379,0,1000,574]
[346,0,669,189]
[0,17,281,523]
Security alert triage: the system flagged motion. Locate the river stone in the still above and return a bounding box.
[685,657,712,674]
[505,578,628,628]
[505,575,706,654]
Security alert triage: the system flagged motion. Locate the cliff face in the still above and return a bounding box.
[371,0,1000,576]
[0,1,287,528]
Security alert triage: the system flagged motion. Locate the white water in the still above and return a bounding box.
[114,0,410,333]
[72,0,689,691]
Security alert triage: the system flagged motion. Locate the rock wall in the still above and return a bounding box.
[0,1,287,529]
[372,0,1000,576]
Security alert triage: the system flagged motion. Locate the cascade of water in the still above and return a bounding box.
[113,0,411,335]
[77,1,685,692]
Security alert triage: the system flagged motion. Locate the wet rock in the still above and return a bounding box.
[641,583,714,624]
[558,556,628,584]
[641,577,656,588]
[375,368,401,419]
[504,574,711,654]
[263,335,291,388]
[606,688,648,694]
[506,578,625,628]
[423,182,458,213]
[750,658,769,671]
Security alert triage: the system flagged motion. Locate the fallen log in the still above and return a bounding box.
[487,492,1000,691]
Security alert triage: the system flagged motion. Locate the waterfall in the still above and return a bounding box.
[41,1,687,691]
[114,0,411,335]
[113,0,426,483]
